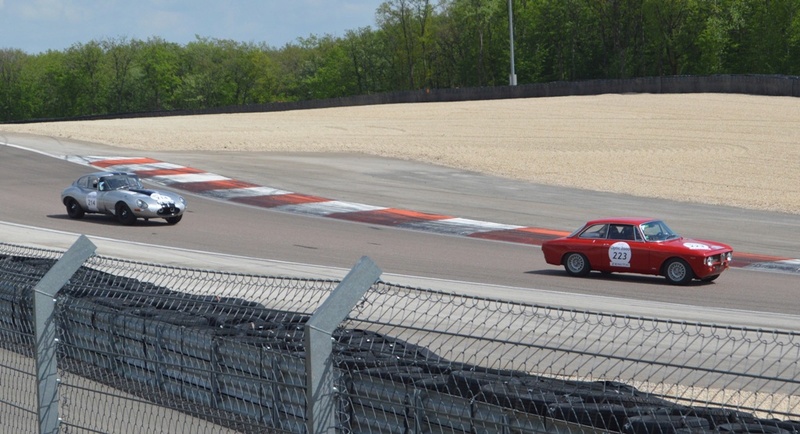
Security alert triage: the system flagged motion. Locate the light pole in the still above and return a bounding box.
[508,0,517,86]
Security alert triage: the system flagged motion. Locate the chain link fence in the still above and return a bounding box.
[1,240,798,433]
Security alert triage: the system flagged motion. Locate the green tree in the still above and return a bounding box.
[728,0,800,73]
[642,0,699,75]
[377,0,441,89]
[298,35,357,99]
[102,37,139,113]
[344,27,390,94]
[789,1,800,73]
[0,49,29,120]
[135,37,182,111]
[423,5,462,87]
[31,50,77,117]
[63,41,106,114]
[180,37,229,108]
[585,0,647,78]
[696,0,741,74]
[378,0,417,89]
[271,40,317,101]
[227,42,274,105]
[515,0,600,81]
[448,0,505,85]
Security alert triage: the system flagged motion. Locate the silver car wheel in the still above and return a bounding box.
[564,252,590,277]
[665,258,692,285]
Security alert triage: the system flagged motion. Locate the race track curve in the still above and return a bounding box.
[1,134,799,325]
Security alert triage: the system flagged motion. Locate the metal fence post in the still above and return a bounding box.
[305,256,382,434]
[33,235,97,434]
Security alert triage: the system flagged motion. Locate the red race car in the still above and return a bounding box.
[541,218,733,285]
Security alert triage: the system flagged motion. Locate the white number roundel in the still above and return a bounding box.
[86,192,99,212]
[609,242,632,267]
[150,192,170,204]
[683,242,710,250]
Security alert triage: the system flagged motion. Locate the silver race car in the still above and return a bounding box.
[61,171,186,225]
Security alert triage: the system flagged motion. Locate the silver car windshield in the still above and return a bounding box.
[99,175,143,191]
[639,220,680,242]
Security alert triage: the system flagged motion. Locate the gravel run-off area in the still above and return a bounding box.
[3,93,798,214]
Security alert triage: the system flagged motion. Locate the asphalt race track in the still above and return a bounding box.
[1,133,799,327]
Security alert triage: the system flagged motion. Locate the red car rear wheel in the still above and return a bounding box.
[563,253,591,277]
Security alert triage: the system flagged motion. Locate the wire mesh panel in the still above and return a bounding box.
[0,243,333,433]
[53,253,331,434]
[0,245,63,432]
[0,347,37,433]
[1,241,799,434]
[339,281,800,434]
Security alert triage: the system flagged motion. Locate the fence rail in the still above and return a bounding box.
[0,239,798,433]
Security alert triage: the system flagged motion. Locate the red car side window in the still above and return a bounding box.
[579,224,608,239]
[609,225,636,240]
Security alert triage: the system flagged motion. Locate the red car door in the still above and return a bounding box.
[592,224,651,273]
[576,224,616,270]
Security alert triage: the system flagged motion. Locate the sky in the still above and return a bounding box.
[0,0,386,54]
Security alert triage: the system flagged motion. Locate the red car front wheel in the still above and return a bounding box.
[664,258,694,285]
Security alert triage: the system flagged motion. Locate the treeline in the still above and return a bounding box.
[2,0,799,122]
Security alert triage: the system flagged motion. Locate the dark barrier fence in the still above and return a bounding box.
[1,240,799,433]
[5,74,799,125]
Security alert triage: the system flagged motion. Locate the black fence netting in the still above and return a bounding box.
[0,242,798,434]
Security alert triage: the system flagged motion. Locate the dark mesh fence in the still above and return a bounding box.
[0,242,798,433]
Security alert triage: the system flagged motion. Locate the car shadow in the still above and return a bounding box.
[526,269,566,277]
[525,269,716,287]
[48,214,176,227]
